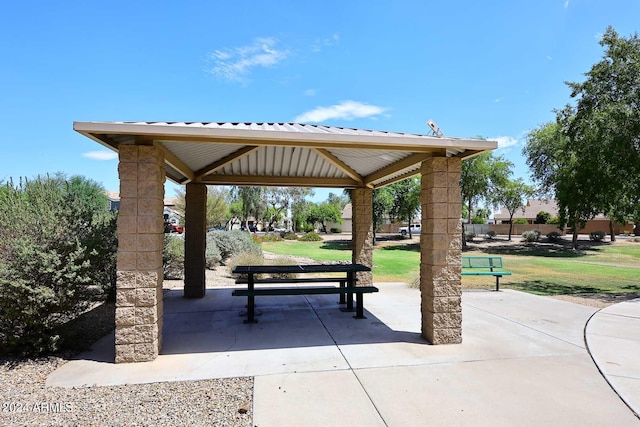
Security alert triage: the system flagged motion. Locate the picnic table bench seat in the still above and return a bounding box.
[461,256,512,291]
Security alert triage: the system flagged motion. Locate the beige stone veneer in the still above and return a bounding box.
[420,156,463,344]
[114,145,165,363]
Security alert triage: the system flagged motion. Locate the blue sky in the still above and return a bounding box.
[1,0,638,202]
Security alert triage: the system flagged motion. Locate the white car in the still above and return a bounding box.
[398,224,421,236]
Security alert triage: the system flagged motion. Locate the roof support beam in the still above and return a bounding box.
[200,174,360,188]
[364,153,432,186]
[312,148,368,187]
[373,170,421,188]
[153,142,196,183]
[194,146,259,181]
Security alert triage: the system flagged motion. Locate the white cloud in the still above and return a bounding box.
[83,150,118,161]
[303,89,317,96]
[564,0,569,9]
[546,55,553,61]
[294,100,388,123]
[208,37,288,82]
[312,33,340,52]
[492,136,519,150]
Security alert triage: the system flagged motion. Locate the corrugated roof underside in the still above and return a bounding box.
[328,148,410,176]
[211,146,345,178]
[160,140,245,172]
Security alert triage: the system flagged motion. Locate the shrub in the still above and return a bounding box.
[205,240,222,269]
[299,231,323,241]
[227,252,265,279]
[513,218,529,224]
[547,231,561,242]
[486,230,497,239]
[0,174,117,356]
[548,215,561,224]
[267,256,299,279]
[330,227,342,233]
[163,235,185,279]
[283,232,298,240]
[471,216,485,224]
[206,230,262,264]
[260,233,282,242]
[535,211,551,224]
[590,230,606,242]
[465,231,476,242]
[522,229,541,242]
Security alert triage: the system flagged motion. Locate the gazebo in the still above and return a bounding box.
[74,121,496,363]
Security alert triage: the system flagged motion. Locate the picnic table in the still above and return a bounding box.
[231,263,378,323]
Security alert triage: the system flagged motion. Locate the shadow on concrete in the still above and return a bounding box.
[158,287,426,356]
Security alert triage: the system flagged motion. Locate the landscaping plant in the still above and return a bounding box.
[0,174,117,355]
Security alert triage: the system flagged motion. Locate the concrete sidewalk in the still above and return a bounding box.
[48,285,640,426]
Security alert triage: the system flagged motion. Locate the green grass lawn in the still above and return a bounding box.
[262,239,640,295]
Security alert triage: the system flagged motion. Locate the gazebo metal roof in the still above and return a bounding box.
[74,121,496,188]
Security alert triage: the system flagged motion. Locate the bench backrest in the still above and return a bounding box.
[462,256,503,270]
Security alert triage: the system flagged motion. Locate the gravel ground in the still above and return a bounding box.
[0,279,253,427]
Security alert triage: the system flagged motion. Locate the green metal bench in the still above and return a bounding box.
[461,256,512,291]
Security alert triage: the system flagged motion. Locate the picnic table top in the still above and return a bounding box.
[232,263,371,274]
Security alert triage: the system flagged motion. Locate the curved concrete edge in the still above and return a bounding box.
[585,298,640,418]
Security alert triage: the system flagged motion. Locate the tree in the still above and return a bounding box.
[563,27,640,238]
[291,200,313,232]
[174,186,230,229]
[264,187,313,230]
[307,202,342,233]
[523,121,600,248]
[461,152,512,246]
[231,186,265,230]
[372,186,394,244]
[490,178,535,241]
[389,177,421,238]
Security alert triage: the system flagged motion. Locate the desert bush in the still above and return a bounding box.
[299,231,323,241]
[260,233,282,242]
[464,231,476,242]
[522,229,541,242]
[267,256,299,279]
[513,218,529,224]
[471,216,485,224]
[590,230,606,242]
[163,235,185,279]
[547,231,561,242]
[486,230,497,239]
[206,230,262,264]
[283,232,298,240]
[227,252,265,279]
[0,174,117,356]
[205,240,222,269]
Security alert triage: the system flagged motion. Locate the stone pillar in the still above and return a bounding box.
[420,156,463,344]
[184,183,207,298]
[114,145,165,363]
[351,187,373,285]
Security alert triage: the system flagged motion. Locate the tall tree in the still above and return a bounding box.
[231,186,265,230]
[389,177,421,238]
[523,120,601,248]
[564,27,640,236]
[461,153,513,223]
[372,186,394,244]
[174,186,230,229]
[490,178,535,241]
[307,202,342,233]
[264,187,313,230]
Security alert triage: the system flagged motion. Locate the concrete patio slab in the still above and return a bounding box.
[47,285,640,425]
